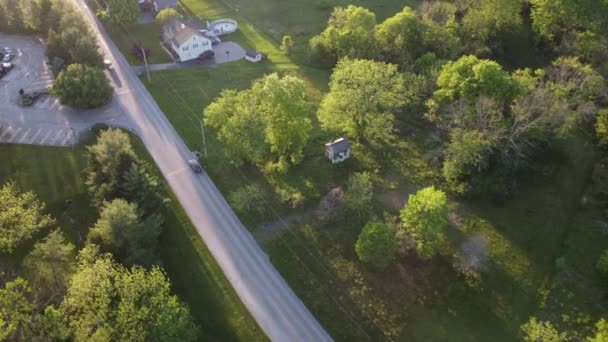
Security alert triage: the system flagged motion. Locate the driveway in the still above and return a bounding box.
[132,41,246,74]
[0,33,133,147]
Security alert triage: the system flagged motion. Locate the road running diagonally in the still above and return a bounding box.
[72,0,332,340]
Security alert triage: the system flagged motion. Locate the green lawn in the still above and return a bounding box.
[109,23,174,64]
[0,140,265,341]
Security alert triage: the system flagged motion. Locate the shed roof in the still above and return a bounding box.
[325,137,350,153]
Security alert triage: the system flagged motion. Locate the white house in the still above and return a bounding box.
[162,19,213,62]
[245,50,266,63]
[325,137,351,164]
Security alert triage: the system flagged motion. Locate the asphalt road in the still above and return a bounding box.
[73,1,332,341]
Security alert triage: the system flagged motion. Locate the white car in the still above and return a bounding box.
[103,59,113,70]
[2,62,12,69]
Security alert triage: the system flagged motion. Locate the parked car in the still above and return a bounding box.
[3,47,12,54]
[188,159,203,173]
[199,50,215,60]
[3,54,13,62]
[2,62,12,69]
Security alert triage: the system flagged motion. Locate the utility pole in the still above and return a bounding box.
[142,47,151,83]
[200,120,208,159]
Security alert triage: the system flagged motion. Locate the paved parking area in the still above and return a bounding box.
[0,125,75,146]
[0,33,132,147]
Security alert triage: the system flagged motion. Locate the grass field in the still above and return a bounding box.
[109,23,174,64]
[0,139,265,341]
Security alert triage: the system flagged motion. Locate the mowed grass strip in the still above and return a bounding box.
[0,140,266,341]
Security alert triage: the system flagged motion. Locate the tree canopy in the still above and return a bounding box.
[59,251,198,341]
[0,278,36,341]
[318,58,405,145]
[104,0,139,27]
[355,222,396,268]
[309,5,377,66]
[375,6,425,67]
[155,8,179,25]
[88,199,161,266]
[205,73,313,173]
[53,64,112,109]
[400,186,449,259]
[0,182,55,253]
[23,229,75,302]
[86,128,138,207]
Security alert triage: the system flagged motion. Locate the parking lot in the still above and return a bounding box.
[0,33,132,147]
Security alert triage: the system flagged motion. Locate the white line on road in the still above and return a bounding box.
[165,166,187,178]
[52,129,64,144]
[39,129,52,145]
[18,128,31,143]
[30,128,43,143]
[8,128,22,142]
[0,126,12,140]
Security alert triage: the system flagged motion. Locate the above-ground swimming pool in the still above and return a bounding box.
[207,19,238,36]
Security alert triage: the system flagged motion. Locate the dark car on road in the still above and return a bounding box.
[188,159,203,173]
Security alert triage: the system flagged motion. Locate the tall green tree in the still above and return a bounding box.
[0,182,55,253]
[120,162,167,217]
[442,128,496,194]
[105,0,139,27]
[318,58,405,144]
[22,229,75,302]
[375,6,425,68]
[87,199,161,266]
[155,8,178,25]
[458,0,525,53]
[355,222,396,268]
[86,129,138,207]
[53,64,112,109]
[431,55,522,106]
[0,278,35,341]
[205,73,313,173]
[400,186,449,259]
[520,317,565,342]
[60,253,198,341]
[419,1,462,60]
[309,5,377,66]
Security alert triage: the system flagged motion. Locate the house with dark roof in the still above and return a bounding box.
[162,19,213,62]
[325,137,351,164]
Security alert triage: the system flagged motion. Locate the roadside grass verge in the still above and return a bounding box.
[0,139,265,341]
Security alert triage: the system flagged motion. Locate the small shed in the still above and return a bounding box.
[325,137,351,164]
[245,51,266,63]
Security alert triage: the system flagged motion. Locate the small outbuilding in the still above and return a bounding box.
[325,137,351,164]
[244,51,266,63]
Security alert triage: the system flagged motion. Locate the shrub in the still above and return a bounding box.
[355,222,396,268]
[596,249,608,276]
[280,35,294,55]
[229,183,270,216]
[53,64,112,109]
